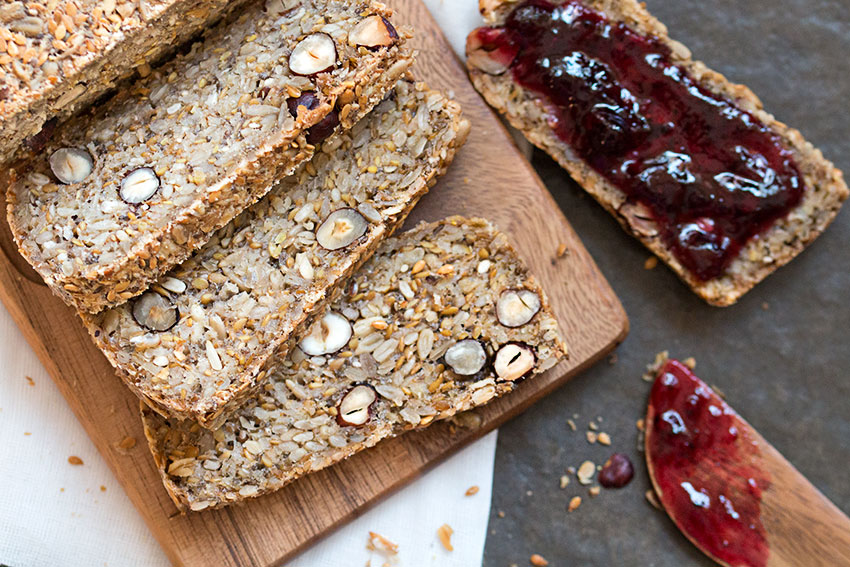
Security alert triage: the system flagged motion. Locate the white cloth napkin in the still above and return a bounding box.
[0,3,497,566]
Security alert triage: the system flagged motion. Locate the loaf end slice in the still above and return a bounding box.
[467,0,848,306]
[0,0,252,165]
[7,0,414,313]
[82,80,471,428]
[142,216,567,511]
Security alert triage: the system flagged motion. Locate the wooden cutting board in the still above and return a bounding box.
[0,1,628,565]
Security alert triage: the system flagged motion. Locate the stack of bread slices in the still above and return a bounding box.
[3,0,567,511]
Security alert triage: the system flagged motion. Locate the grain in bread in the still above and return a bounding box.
[0,0,253,165]
[7,0,413,313]
[142,216,567,511]
[82,80,470,428]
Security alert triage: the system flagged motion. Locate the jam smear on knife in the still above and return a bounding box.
[647,359,771,567]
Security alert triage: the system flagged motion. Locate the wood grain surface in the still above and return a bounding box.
[0,1,628,565]
[760,442,850,567]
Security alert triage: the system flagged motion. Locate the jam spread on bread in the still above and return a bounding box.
[647,359,770,567]
[472,0,804,280]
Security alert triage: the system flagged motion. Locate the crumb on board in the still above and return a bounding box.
[498,510,506,518]
[608,352,618,365]
[589,486,601,497]
[586,431,598,444]
[67,456,83,465]
[116,436,137,452]
[100,485,106,492]
[566,418,577,431]
[465,485,479,496]
[556,242,567,258]
[437,524,454,552]
[559,475,570,489]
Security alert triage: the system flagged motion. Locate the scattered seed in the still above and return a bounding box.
[556,242,567,257]
[497,510,505,518]
[25,376,35,386]
[100,485,107,492]
[559,475,570,489]
[598,432,612,446]
[566,418,577,431]
[683,357,696,369]
[644,256,658,270]
[437,524,454,551]
[589,486,601,497]
[586,431,598,444]
[636,419,645,432]
[465,485,479,496]
[530,553,549,566]
[68,456,84,465]
[117,436,137,450]
[568,496,582,512]
[577,460,596,485]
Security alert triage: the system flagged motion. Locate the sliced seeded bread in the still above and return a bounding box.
[7,0,413,313]
[142,216,567,511]
[0,0,252,165]
[81,80,471,429]
[466,0,848,306]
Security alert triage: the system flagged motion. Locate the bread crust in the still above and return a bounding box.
[468,0,848,306]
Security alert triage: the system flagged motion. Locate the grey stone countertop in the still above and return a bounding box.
[482,0,850,565]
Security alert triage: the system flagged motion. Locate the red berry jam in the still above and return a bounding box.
[647,359,771,567]
[472,0,804,280]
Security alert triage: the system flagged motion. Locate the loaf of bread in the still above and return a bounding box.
[82,80,470,428]
[0,0,251,165]
[7,0,413,313]
[466,0,848,306]
[142,216,567,511]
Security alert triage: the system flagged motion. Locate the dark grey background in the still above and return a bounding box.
[483,1,850,565]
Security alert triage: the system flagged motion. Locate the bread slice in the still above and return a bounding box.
[81,80,471,429]
[142,216,567,511]
[7,0,413,313]
[466,0,848,306]
[0,0,251,165]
